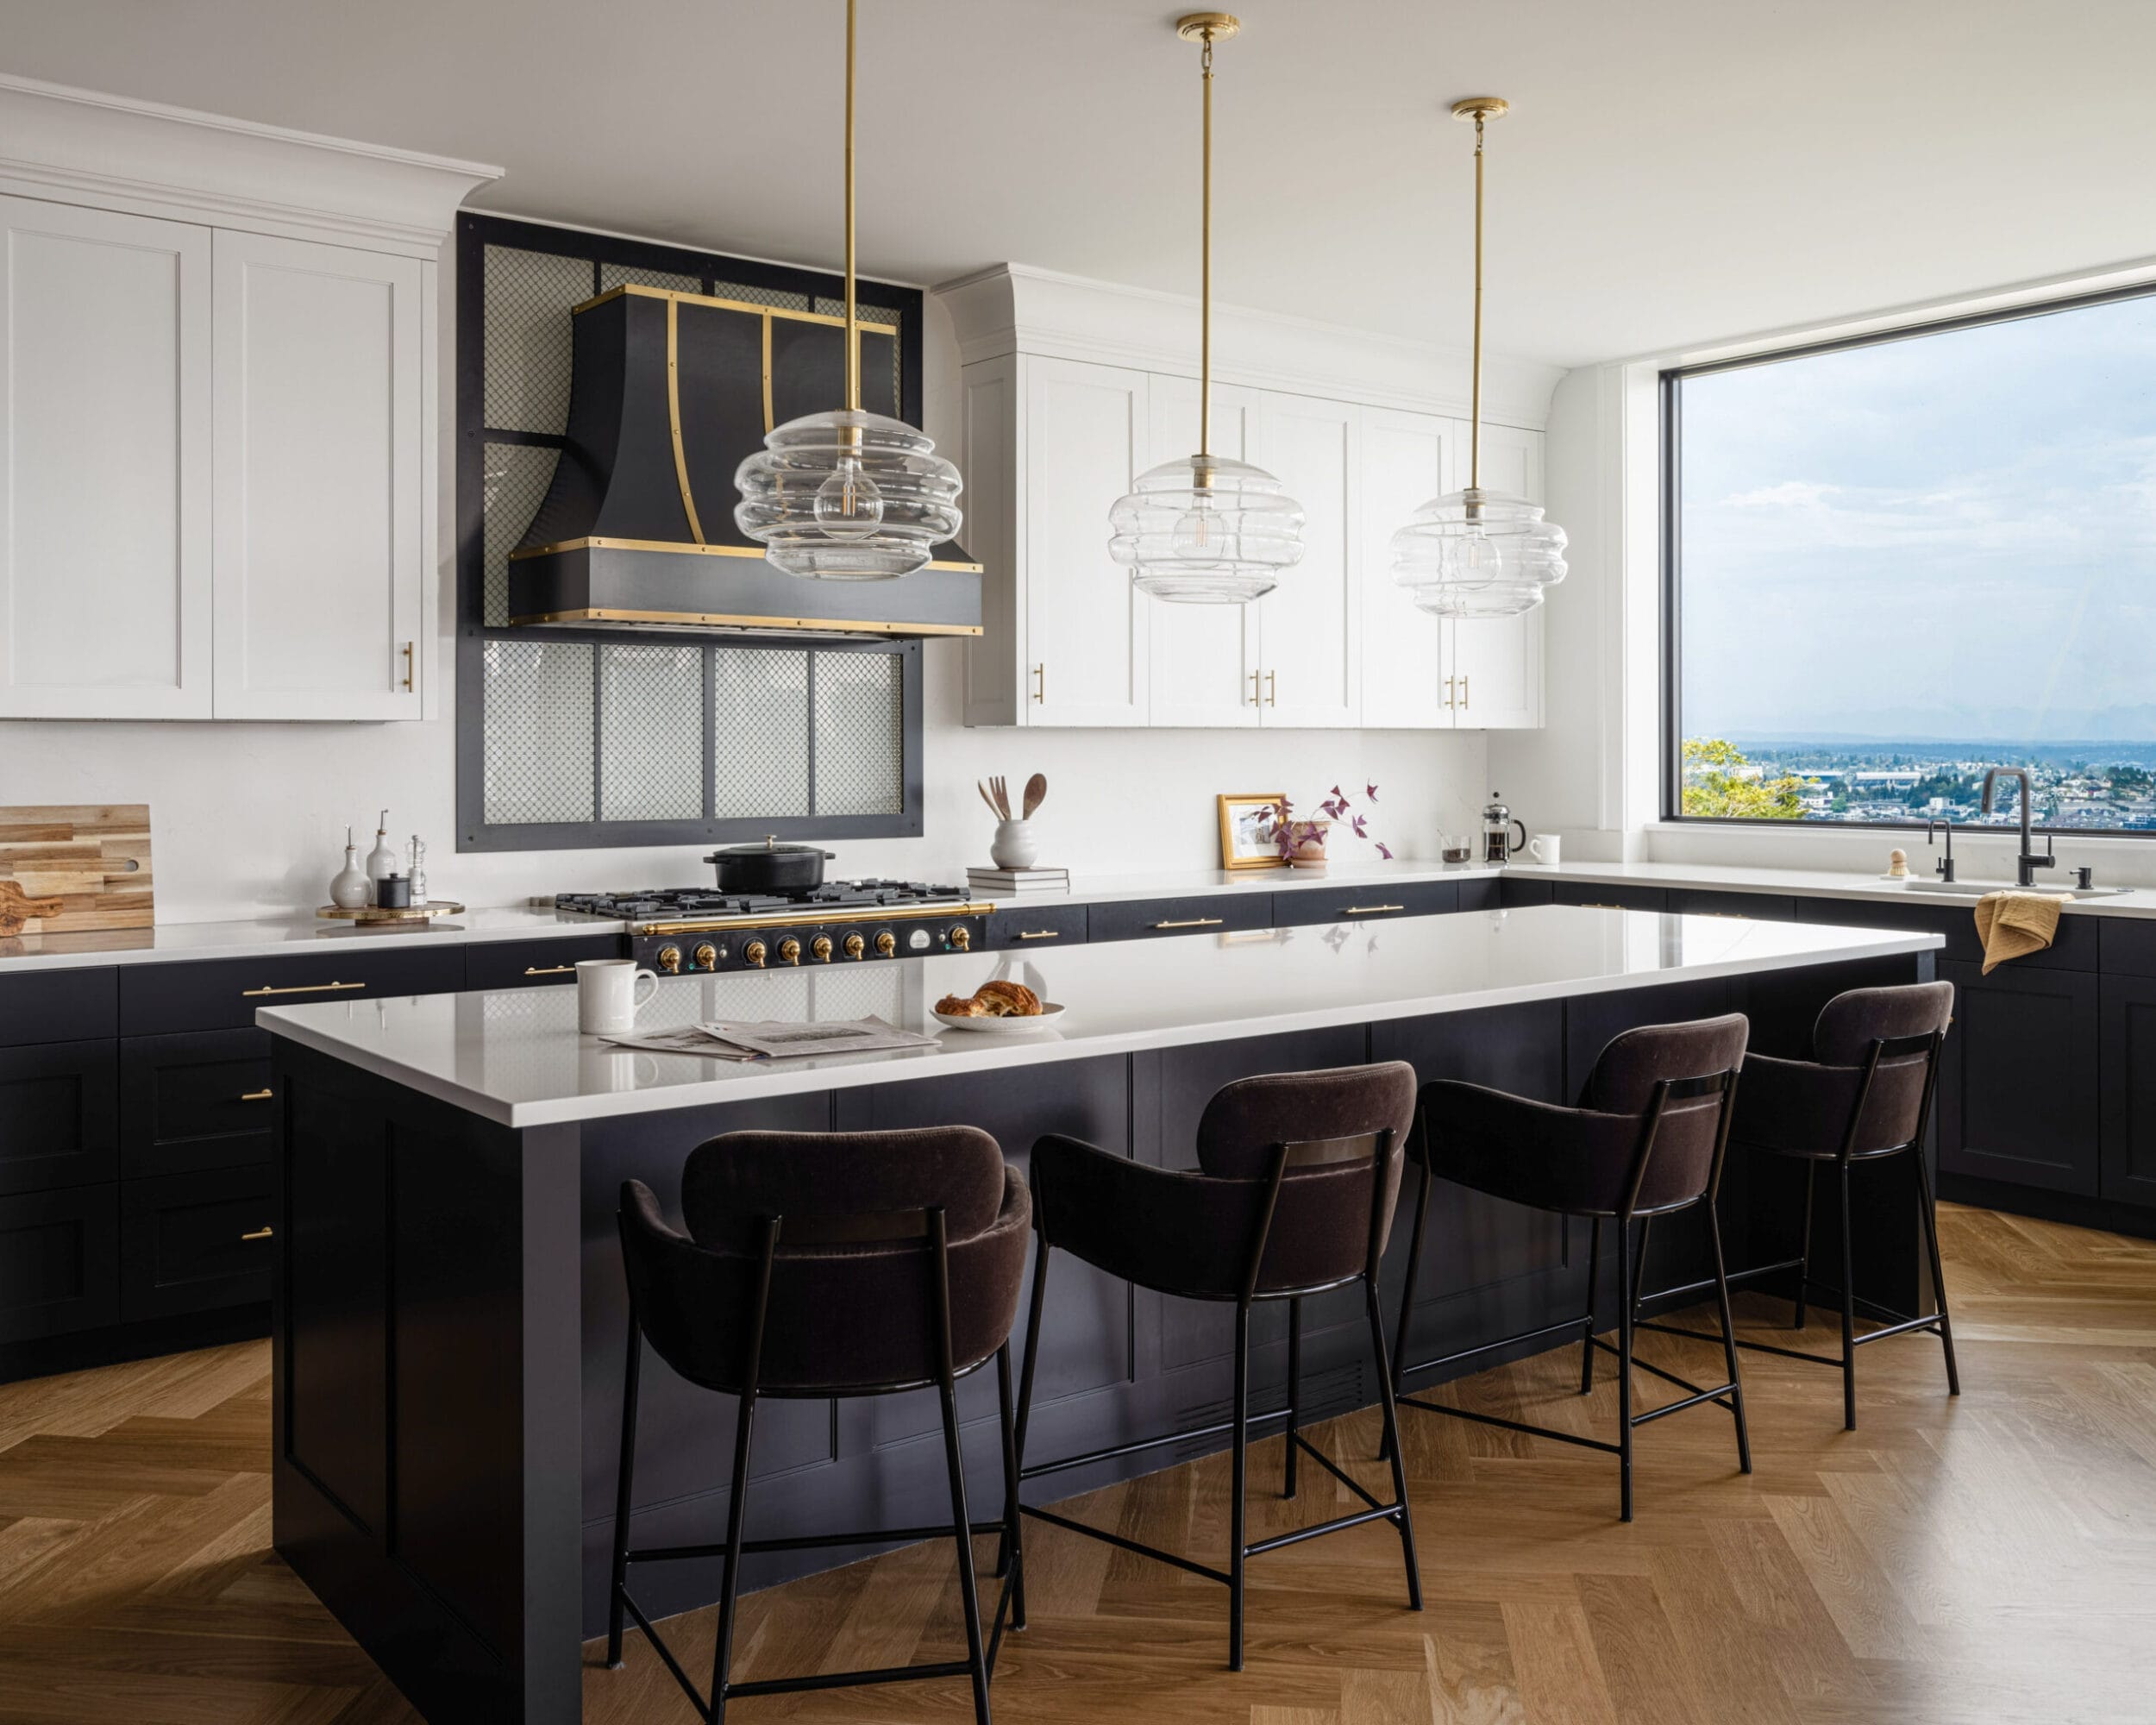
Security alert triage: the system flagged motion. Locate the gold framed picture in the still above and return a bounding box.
[1218,793,1285,870]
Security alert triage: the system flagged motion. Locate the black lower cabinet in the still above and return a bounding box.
[120,1030,274,1178]
[0,1039,119,1195]
[1087,892,1274,944]
[1938,958,2099,1195]
[1270,878,1460,927]
[1667,888,1798,921]
[462,934,625,991]
[1551,881,1668,913]
[0,1184,119,1342]
[981,901,1087,951]
[2100,974,2156,1207]
[122,1166,275,1320]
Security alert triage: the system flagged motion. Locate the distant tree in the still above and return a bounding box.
[2111,765,2152,793]
[1680,738,1808,820]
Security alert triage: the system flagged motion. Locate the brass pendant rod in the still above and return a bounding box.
[843,0,860,414]
[1198,28,1213,461]
[1469,109,1484,492]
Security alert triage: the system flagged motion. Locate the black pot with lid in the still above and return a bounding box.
[705,836,837,894]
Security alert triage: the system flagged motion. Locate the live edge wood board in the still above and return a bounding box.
[0,805,153,936]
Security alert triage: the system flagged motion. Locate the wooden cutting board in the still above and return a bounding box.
[0,806,153,936]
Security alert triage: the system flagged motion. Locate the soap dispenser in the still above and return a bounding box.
[329,826,371,910]
[364,812,397,906]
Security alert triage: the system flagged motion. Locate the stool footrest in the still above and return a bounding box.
[1397,1392,1622,1457]
[1019,1404,1293,1483]
[1245,1501,1406,1557]
[1023,1502,1232,1586]
[1397,1310,1598,1388]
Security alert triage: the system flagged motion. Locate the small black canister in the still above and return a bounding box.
[377,873,413,909]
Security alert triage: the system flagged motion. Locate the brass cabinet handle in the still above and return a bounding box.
[1443,674,1456,710]
[241,1226,274,1241]
[401,641,415,693]
[1342,904,1405,915]
[1580,902,1623,911]
[1033,662,1045,703]
[1152,917,1225,930]
[1266,669,1277,706]
[1016,930,1061,940]
[1460,674,1470,710]
[523,964,574,976]
[1249,668,1261,706]
[239,1088,274,1103]
[242,980,365,998]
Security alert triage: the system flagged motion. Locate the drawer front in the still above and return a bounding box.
[1667,889,1799,922]
[982,903,1088,952]
[1553,881,1668,913]
[1458,876,1501,913]
[0,1041,118,1195]
[121,1166,274,1321]
[120,1030,274,1178]
[0,967,116,1047]
[2099,918,2156,979]
[462,933,624,991]
[0,1183,117,1343]
[1271,879,1460,927]
[1087,894,1275,944]
[1499,877,1555,907]
[121,945,467,1035]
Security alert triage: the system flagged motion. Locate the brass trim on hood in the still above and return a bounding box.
[664,298,707,544]
[506,534,982,574]
[508,605,983,637]
[572,281,902,340]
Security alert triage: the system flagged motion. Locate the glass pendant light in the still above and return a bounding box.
[1393,98,1567,618]
[734,0,962,580]
[1109,13,1304,605]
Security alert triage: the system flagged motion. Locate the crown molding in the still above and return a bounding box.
[935,262,1563,430]
[0,73,501,256]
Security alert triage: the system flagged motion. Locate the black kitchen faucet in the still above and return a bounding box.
[1980,768,2054,888]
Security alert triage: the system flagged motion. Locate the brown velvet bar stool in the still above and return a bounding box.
[607,1127,1031,1725]
[1389,1015,1752,1521]
[1012,1063,1423,1671]
[1638,982,1959,1430]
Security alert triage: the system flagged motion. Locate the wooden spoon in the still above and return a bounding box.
[1022,773,1047,819]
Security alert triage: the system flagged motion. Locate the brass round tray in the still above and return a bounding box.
[317,900,466,925]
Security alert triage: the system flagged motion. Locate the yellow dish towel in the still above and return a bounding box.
[1974,890,2067,974]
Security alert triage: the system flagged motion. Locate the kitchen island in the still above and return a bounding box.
[261,905,1943,1724]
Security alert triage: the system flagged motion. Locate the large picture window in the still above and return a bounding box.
[1664,286,2156,832]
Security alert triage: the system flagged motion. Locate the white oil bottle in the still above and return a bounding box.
[364,812,397,907]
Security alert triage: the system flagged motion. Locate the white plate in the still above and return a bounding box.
[934,1002,1066,1035]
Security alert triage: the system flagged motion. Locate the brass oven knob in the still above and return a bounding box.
[743,940,767,968]
[843,932,866,960]
[778,938,802,966]
[692,943,718,971]
[874,931,897,957]
[949,925,972,951]
[656,945,683,975]
[811,935,833,963]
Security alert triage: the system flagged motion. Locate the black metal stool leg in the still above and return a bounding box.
[1706,1199,1752,1475]
[1795,1161,1817,1330]
[1838,1159,1858,1431]
[995,1341,1027,1631]
[1284,1296,1302,1499]
[1579,1215,1602,1395]
[1383,1157,1432,1462]
[1001,1233,1051,1583]
[605,1308,642,1669]
[1913,1147,1961,1396]
[1229,1302,1251,1672]
[1615,1217,1635,1522]
[1629,1216,1653,1325]
[936,1361,993,1725]
[1363,1274,1423,1611]
[709,1382,760,1724]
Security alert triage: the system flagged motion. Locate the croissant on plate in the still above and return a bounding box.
[936,981,1042,1018]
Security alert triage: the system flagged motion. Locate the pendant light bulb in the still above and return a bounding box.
[1392,97,1567,618]
[1109,14,1305,605]
[813,455,884,538]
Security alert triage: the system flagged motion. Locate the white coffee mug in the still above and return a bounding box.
[577,957,661,1034]
[1526,833,1562,868]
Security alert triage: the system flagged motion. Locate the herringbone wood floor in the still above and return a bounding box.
[3,1202,2153,1723]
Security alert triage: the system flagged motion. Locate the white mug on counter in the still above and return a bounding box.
[1526,833,1562,868]
[577,957,661,1034]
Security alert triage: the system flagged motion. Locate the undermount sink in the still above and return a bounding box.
[1901,877,2132,900]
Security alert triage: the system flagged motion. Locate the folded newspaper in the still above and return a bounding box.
[601,1016,938,1061]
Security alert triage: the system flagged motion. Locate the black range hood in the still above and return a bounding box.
[507,285,981,638]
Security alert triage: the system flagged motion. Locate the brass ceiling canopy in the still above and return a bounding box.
[1175,12,1240,42]
[1450,96,1510,122]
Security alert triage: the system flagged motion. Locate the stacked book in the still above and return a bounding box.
[967,865,1070,896]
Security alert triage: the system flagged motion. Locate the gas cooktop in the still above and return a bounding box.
[555,880,972,923]
[555,880,993,972]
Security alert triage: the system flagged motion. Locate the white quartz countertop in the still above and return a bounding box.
[1501,857,2156,917]
[0,905,626,973]
[258,904,1943,1129]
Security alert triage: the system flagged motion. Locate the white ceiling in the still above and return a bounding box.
[3,0,2153,368]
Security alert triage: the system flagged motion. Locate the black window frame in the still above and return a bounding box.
[454,211,929,853]
[1662,279,2156,837]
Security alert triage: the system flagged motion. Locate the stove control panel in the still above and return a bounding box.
[628,909,992,974]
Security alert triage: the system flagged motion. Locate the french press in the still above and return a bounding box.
[1482,794,1527,865]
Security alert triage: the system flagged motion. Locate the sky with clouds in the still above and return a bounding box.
[1679,291,2156,743]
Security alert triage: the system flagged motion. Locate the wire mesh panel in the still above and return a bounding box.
[812,651,904,816]
[713,648,811,819]
[482,639,595,825]
[599,644,705,821]
[482,245,591,436]
[481,442,561,627]
[599,262,699,296]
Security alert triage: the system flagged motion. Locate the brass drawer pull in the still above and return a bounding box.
[1152,917,1225,930]
[241,1226,274,1242]
[1016,930,1062,941]
[1343,904,1405,915]
[523,964,575,976]
[1580,902,1623,911]
[242,980,365,998]
[239,1088,274,1103]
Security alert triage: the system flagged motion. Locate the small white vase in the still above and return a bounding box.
[990,819,1039,869]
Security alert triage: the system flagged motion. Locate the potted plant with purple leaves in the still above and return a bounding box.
[1271,785,1390,869]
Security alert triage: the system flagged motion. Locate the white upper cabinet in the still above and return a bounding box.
[1445,419,1545,730]
[1357,407,1451,729]
[213,234,425,720]
[1251,394,1360,727]
[0,198,211,718]
[1147,376,1261,728]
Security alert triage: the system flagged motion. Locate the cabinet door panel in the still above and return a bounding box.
[120,1029,275,1178]
[121,1166,274,1320]
[2100,975,2156,1207]
[0,1042,118,1195]
[1024,357,1149,725]
[1253,395,1358,727]
[1147,377,1262,727]
[1937,958,2097,1195]
[213,233,424,719]
[1357,408,1451,728]
[0,198,210,718]
[0,1185,118,1343]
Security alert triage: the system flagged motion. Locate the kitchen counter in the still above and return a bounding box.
[1501,856,2156,916]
